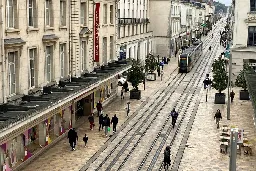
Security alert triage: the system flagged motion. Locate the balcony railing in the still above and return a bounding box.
[246,12,256,23]
[118,18,150,25]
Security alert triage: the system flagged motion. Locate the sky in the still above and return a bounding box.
[216,0,231,6]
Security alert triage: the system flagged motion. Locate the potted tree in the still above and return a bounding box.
[145,54,158,81]
[212,58,228,104]
[127,59,145,100]
[235,64,253,100]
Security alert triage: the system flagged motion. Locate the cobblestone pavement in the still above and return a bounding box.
[22,58,178,171]
[178,80,256,169]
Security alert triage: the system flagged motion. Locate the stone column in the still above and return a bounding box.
[54,114,60,136]
[63,108,71,130]
[38,122,46,146]
[71,103,76,128]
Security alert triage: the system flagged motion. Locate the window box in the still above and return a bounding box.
[27,27,39,32]
[45,27,55,31]
[5,28,20,33]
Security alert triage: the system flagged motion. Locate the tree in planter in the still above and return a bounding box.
[235,64,254,100]
[212,58,228,93]
[145,54,158,73]
[127,59,145,91]
[235,64,254,90]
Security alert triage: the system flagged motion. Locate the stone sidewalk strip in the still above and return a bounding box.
[178,88,256,171]
[22,58,178,171]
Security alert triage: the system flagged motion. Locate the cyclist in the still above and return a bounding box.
[214,109,222,129]
[163,146,171,170]
[171,108,178,128]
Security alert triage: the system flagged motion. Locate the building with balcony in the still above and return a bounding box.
[231,0,256,81]
[0,0,130,170]
[117,0,153,62]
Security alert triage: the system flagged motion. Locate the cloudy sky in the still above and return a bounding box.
[217,0,231,5]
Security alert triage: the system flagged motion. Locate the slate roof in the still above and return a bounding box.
[0,60,132,131]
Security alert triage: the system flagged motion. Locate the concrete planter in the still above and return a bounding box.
[240,90,250,100]
[130,90,141,100]
[146,73,156,81]
[215,93,226,104]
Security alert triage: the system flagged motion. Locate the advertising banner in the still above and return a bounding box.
[94,3,100,62]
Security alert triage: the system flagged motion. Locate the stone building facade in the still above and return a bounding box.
[231,0,256,81]
[117,0,153,62]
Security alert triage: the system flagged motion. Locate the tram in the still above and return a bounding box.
[178,41,203,73]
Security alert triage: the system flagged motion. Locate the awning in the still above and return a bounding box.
[79,27,92,36]
[4,38,26,47]
[42,34,59,42]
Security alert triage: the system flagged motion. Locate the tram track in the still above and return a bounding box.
[118,32,221,171]
[80,21,223,171]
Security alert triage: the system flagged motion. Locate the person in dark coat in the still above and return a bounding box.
[99,113,104,131]
[103,114,111,137]
[67,128,78,151]
[164,146,171,169]
[123,81,129,92]
[111,114,119,133]
[96,101,103,117]
[214,109,222,129]
[88,113,95,130]
[230,90,235,102]
[170,108,178,128]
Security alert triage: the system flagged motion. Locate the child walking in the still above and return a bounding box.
[83,134,88,147]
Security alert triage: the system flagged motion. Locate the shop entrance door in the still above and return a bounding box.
[83,94,93,116]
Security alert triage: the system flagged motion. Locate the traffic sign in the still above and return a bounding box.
[201,23,207,27]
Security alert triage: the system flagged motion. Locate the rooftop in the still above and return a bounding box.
[0,60,131,131]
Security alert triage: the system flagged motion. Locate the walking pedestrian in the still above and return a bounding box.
[161,70,164,81]
[96,101,103,117]
[103,114,110,137]
[214,109,222,129]
[163,146,171,170]
[111,114,119,133]
[157,67,160,77]
[88,113,95,130]
[83,134,88,147]
[121,87,125,100]
[67,128,78,151]
[125,102,130,117]
[170,108,178,128]
[230,90,235,103]
[123,81,129,92]
[160,61,164,70]
[99,113,104,131]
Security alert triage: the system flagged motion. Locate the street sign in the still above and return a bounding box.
[201,23,207,27]
[225,50,231,59]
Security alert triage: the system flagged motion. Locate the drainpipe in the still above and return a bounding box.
[0,1,6,103]
[69,0,72,81]
[92,0,95,67]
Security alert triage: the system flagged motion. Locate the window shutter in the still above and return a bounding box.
[14,0,19,29]
[50,0,54,26]
[34,0,38,27]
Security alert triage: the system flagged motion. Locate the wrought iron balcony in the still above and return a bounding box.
[245,12,256,23]
[118,18,150,25]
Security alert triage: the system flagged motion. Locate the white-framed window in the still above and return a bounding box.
[110,36,114,60]
[81,2,87,25]
[29,48,36,88]
[8,52,18,95]
[110,5,114,24]
[103,4,107,24]
[28,0,35,27]
[81,41,87,71]
[45,46,53,82]
[45,0,52,26]
[60,0,66,26]
[60,44,66,77]
[6,0,16,28]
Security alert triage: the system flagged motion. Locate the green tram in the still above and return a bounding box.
[178,41,203,73]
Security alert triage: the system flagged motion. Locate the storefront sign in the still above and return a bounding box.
[94,3,100,62]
